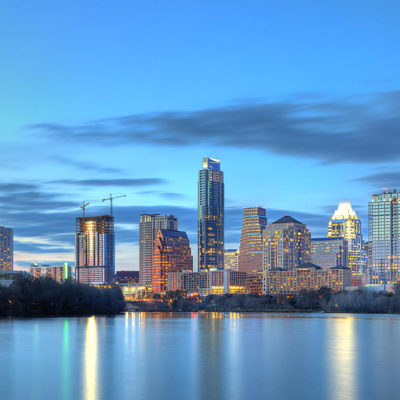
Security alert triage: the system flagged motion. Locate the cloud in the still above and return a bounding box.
[353,172,400,188]
[28,91,400,164]
[50,178,167,187]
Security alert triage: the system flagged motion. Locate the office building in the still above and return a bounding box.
[368,189,400,284]
[238,207,267,274]
[224,249,239,270]
[75,215,115,284]
[311,238,347,269]
[198,158,224,270]
[115,270,139,284]
[264,263,352,295]
[139,214,178,286]
[30,263,71,282]
[0,226,13,271]
[328,201,365,276]
[263,215,311,272]
[151,229,193,293]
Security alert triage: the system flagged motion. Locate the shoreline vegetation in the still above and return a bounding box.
[130,286,400,314]
[0,277,125,317]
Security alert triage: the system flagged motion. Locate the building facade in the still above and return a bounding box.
[151,229,193,293]
[328,201,365,276]
[139,214,178,286]
[168,269,247,297]
[224,249,239,270]
[0,226,13,271]
[238,207,267,274]
[198,158,224,270]
[30,263,71,282]
[263,215,311,272]
[368,189,400,284]
[264,263,352,295]
[75,215,115,284]
[311,238,347,269]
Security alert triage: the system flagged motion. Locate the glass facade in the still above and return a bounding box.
[368,189,400,284]
[328,201,365,276]
[311,238,347,269]
[0,226,13,271]
[224,249,239,270]
[198,158,224,270]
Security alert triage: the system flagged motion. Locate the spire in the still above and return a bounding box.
[331,201,358,220]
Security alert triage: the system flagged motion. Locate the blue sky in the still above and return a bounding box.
[0,1,399,270]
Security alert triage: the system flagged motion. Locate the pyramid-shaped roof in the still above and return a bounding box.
[272,215,303,225]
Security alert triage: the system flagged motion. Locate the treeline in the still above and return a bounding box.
[0,276,125,316]
[132,286,400,313]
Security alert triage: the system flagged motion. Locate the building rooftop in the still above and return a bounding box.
[272,215,303,225]
[295,262,322,270]
[158,229,188,240]
[331,201,358,220]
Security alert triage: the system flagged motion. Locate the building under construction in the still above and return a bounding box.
[75,215,115,284]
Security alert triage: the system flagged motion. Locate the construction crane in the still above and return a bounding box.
[80,201,90,220]
[102,193,126,216]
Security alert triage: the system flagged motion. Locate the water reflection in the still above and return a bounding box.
[62,320,70,400]
[84,316,98,400]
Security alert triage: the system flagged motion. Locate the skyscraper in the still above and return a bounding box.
[151,229,193,293]
[238,207,267,274]
[328,201,364,276]
[0,226,13,271]
[198,158,224,270]
[75,215,115,284]
[368,189,400,284]
[139,214,178,286]
[263,215,311,271]
[311,238,348,269]
[224,249,239,270]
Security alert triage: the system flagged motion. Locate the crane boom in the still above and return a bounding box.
[80,201,90,220]
[102,193,126,216]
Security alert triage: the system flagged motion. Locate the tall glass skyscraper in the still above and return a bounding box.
[75,215,115,284]
[328,201,364,276]
[0,226,13,271]
[198,158,224,270]
[369,189,400,284]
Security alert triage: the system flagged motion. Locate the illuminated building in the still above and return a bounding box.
[368,189,400,284]
[198,157,224,270]
[139,214,177,286]
[75,215,115,284]
[168,269,247,296]
[30,263,71,282]
[118,283,148,300]
[115,270,139,284]
[238,207,267,274]
[224,249,239,270]
[311,238,347,269]
[0,226,13,271]
[328,201,365,276]
[151,229,193,293]
[264,263,352,295]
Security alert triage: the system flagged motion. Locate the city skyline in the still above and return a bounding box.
[0,1,399,270]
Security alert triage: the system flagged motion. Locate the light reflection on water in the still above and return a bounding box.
[1,313,400,400]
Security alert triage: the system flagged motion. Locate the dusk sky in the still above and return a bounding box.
[1,1,399,270]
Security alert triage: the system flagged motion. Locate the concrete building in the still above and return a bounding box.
[0,226,13,271]
[264,263,352,295]
[75,215,115,284]
[30,263,71,282]
[311,238,347,269]
[224,249,239,270]
[151,229,193,293]
[198,158,224,270]
[139,214,177,286]
[168,269,247,297]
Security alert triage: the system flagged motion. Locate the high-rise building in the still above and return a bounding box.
[198,158,224,270]
[328,201,365,276]
[0,226,13,271]
[368,189,400,284]
[151,229,193,293]
[311,238,348,269]
[75,215,115,284]
[139,214,178,286]
[262,215,311,274]
[224,249,239,270]
[238,207,267,274]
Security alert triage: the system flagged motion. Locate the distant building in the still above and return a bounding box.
[311,238,347,269]
[139,214,178,287]
[0,271,29,287]
[368,189,400,284]
[264,263,352,295]
[198,158,224,270]
[238,207,267,274]
[30,263,71,282]
[151,229,193,293]
[168,269,247,297]
[328,201,365,276]
[224,249,239,270]
[118,283,148,300]
[0,226,13,271]
[75,215,115,284]
[115,270,139,284]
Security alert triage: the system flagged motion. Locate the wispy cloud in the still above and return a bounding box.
[50,178,168,187]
